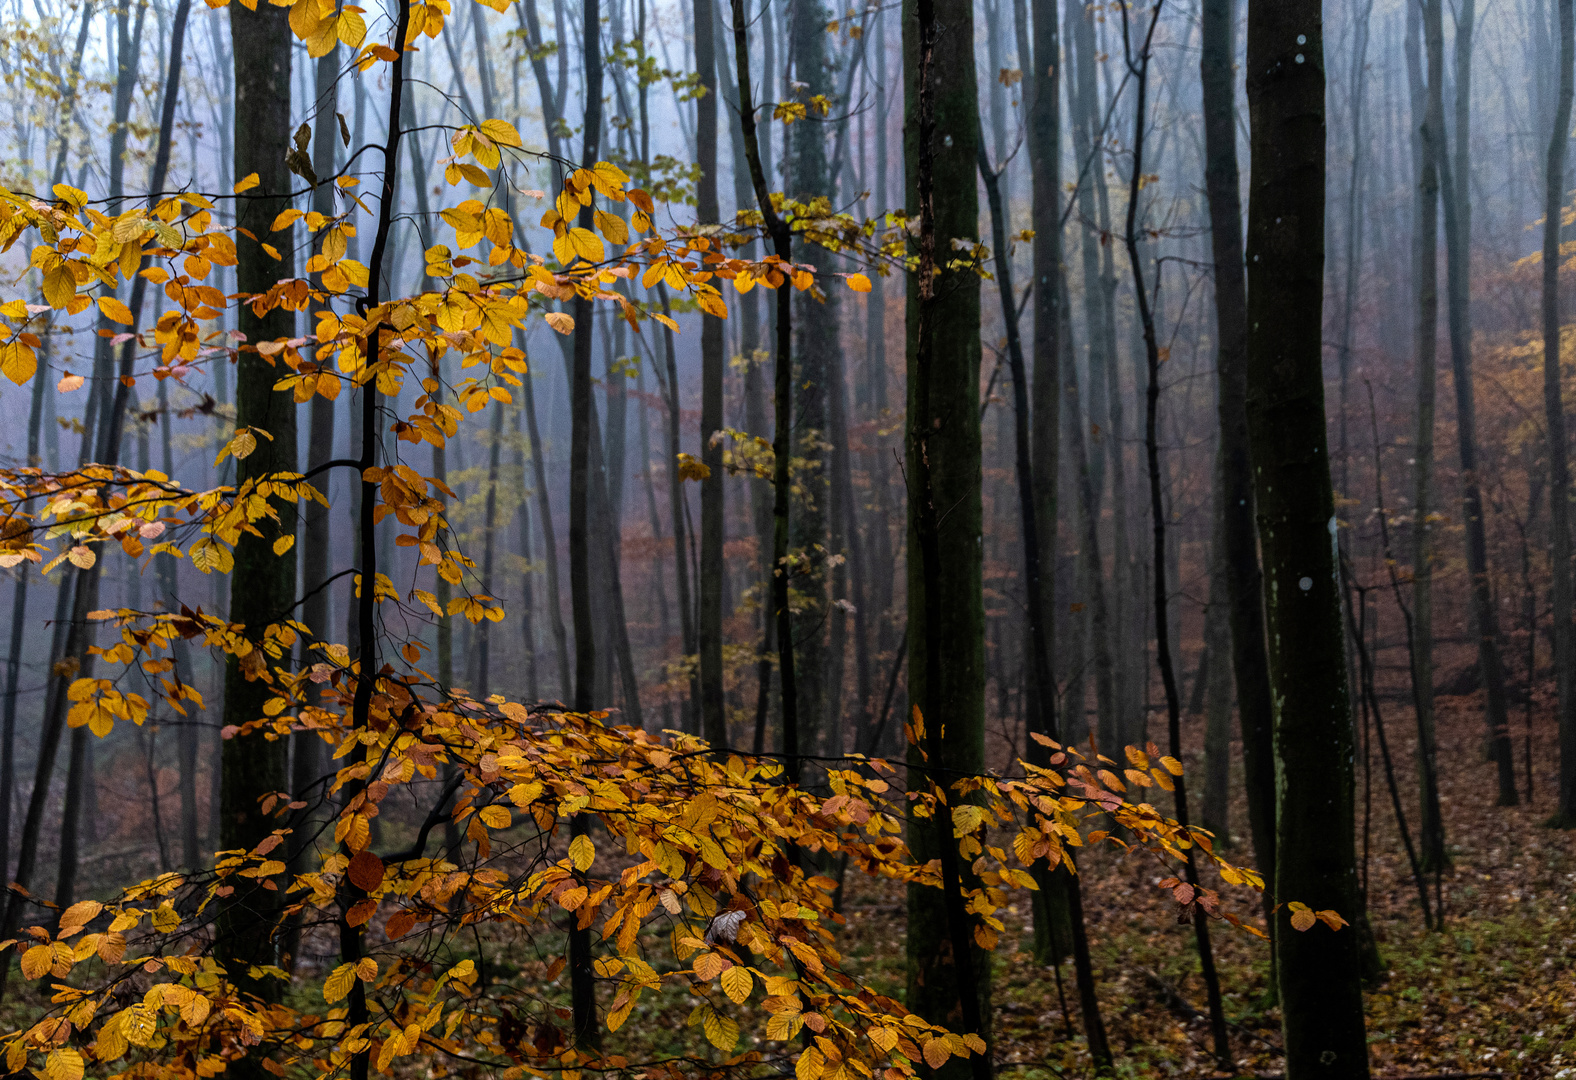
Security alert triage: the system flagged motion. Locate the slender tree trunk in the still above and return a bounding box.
[1411,0,1448,870]
[565,0,603,1049]
[655,303,699,729]
[1121,9,1228,1065]
[695,0,726,748]
[729,0,797,779]
[1432,0,1516,806]
[905,0,992,1071]
[1201,450,1233,845]
[1548,0,1576,826]
[291,40,340,926]
[1022,0,1085,982]
[522,364,571,701]
[1200,0,1276,911]
[476,401,506,697]
[789,0,836,761]
[215,0,293,1024]
[156,375,201,871]
[1245,3,1371,1076]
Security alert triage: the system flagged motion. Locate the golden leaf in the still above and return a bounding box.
[702,1008,739,1052]
[1,343,36,386]
[97,296,134,324]
[323,962,356,1003]
[720,964,752,1004]
[43,1048,83,1080]
[478,804,511,829]
[569,833,595,872]
[846,273,872,292]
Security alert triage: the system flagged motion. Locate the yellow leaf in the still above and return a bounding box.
[1,343,37,386]
[356,956,378,982]
[676,452,711,482]
[97,296,134,324]
[59,900,102,929]
[43,1048,83,1080]
[323,961,356,1003]
[720,964,752,1004]
[273,534,295,557]
[567,227,604,263]
[480,118,522,147]
[847,273,872,292]
[951,803,985,837]
[595,208,628,245]
[336,8,366,45]
[568,832,595,872]
[702,1008,739,1052]
[42,265,75,309]
[478,804,511,829]
[234,173,260,193]
[288,0,322,38]
[796,1045,823,1080]
[19,944,51,980]
[1160,755,1184,776]
[544,311,574,335]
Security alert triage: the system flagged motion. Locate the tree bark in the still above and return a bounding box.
[568,0,603,1046]
[1121,7,1228,1065]
[904,0,991,1070]
[695,0,726,748]
[1200,0,1276,909]
[1410,0,1447,869]
[1433,0,1517,807]
[1548,0,1576,825]
[1245,3,1371,1076]
[216,0,294,1018]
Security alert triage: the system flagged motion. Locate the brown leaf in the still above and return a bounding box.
[347,849,385,892]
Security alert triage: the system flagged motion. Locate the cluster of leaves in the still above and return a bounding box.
[1,660,1273,1080]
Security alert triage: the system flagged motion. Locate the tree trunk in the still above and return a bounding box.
[1409,0,1447,870]
[789,0,836,762]
[216,0,294,1017]
[1201,449,1233,845]
[1244,4,1371,1076]
[156,375,201,871]
[1548,0,1576,826]
[1121,9,1228,1064]
[1433,0,1517,807]
[1200,0,1276,908]
[905,0,991,1071]
[522,362,572,701]
[695,0,726,748]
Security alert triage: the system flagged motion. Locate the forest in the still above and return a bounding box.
[0,0,1567,1077]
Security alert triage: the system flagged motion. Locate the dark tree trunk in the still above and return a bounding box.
[904,0,991,1072]
[695,0,726,748]
[1549,0,1576,825]
[1410,0,1447,870]
[1121,7,1228,1065]
[568,0,603,1046]
[1245,3,1371,1076]
[216,0,294,1019]
[1432,0,1516,807]
[1200,0,1276,910]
